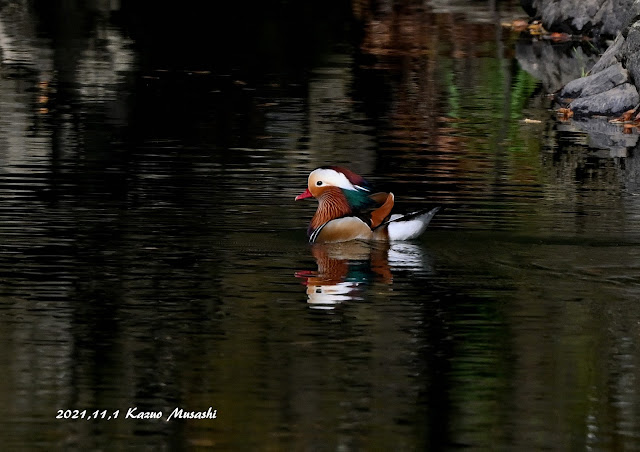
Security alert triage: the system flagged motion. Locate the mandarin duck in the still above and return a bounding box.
[295,166,440,243]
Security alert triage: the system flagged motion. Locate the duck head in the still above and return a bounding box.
[294,166,371,201]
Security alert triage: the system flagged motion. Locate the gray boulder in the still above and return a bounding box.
[521,0,639,37]
[563,81,639,116]
[620,20,640,87]
[561,62,628,98]
[554,3,640,116]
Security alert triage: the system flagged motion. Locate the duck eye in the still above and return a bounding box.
[316,181,323,186]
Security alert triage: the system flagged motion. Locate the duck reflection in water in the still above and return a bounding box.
[296,241,433,309]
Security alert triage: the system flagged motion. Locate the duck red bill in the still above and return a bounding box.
[295,188,313,200]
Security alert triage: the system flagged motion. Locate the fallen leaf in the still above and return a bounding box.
[528,21,544,35]
[511,19,529,32]
[556,107,574,121]
[620,109,636,122]
[611,109,638,123]
[549,32,570,42]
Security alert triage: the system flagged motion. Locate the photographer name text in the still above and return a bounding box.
[56,407,217,421]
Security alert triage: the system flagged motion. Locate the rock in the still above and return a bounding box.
[556,60,639,117]
[568,83,639,116]
[589,34,625,73]
[553,3,640,117]
[520,0,640,38]
[620,20,640,85]
[560,63,630,98]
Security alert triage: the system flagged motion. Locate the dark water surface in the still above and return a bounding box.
[1,1,640,450]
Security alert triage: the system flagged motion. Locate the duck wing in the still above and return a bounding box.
[310,216,373,243]
[310,191,398,243]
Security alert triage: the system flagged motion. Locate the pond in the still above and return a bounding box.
[1,0,640,450]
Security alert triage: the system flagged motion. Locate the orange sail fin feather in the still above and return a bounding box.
[295,167,440,244]
[370,193,394,229]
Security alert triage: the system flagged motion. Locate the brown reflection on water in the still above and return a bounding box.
[296,242,432,308]
[349,0,547,234]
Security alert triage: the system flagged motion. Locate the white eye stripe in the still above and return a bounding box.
[310,169,356,190]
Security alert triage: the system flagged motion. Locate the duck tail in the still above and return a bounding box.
[384,206,441,241]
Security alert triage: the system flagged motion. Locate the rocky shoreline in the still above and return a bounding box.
[522,0,640,117]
